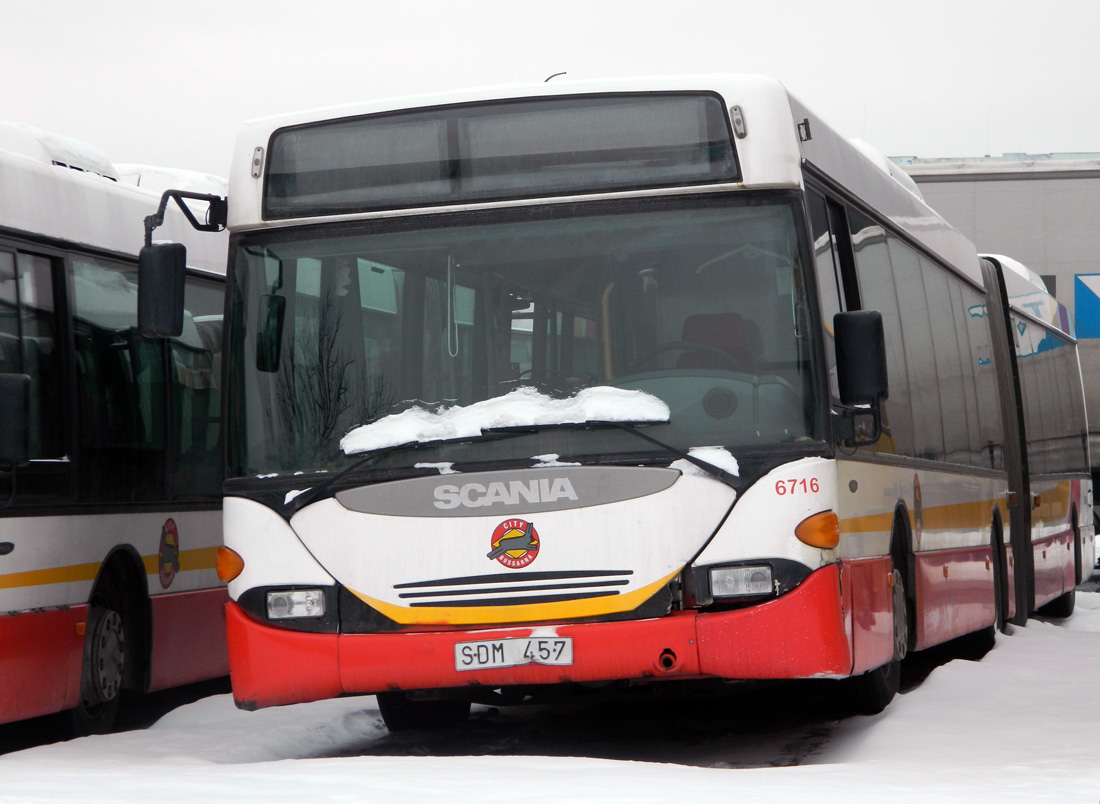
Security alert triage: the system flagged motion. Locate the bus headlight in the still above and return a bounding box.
[710,565,773,598]
[267,589,326,619]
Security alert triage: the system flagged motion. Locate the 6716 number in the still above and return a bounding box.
[775,478,820,495]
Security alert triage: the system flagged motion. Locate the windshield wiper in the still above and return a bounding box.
[481,420,741,491]
[610,422,740,490]
[282,433,499,516]
[282,423,602,515]
[284,419,739,516]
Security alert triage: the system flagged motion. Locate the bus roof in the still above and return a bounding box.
[0,126,227,277]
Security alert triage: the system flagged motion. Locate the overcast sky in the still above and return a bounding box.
[4,0,1098,177]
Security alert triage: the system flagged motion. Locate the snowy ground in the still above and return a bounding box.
[4,595,1100,803]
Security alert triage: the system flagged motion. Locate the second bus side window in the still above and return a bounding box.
[72,256,167,503]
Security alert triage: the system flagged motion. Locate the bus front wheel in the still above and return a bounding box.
[376,691,471,732]
[70,591,126,736]
[842,565,906,715]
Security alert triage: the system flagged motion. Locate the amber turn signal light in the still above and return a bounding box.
[216,546,245,583]
[795,510,840,550]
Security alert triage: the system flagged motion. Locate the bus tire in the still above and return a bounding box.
[376,691,471,732]
[1037,587,1075,618]
[991,519,1009,634]
[842,563,906,715]
[70,589,127,736]
[843,659,900,716]
[1037,509,1078,619]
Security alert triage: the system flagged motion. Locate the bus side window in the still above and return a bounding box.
[169,275,224,500]
[0,251,17,495]
[0,252,18,372]
[72,257,166,503]
[924,257,976,467]
[15,253,63,461]
[806,191,842,400]
[886,239,943,462]
[846,209,912,458]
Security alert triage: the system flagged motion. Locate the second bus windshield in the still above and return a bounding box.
[227,196,820,477]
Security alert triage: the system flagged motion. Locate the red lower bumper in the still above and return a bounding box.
[226,564,852,711]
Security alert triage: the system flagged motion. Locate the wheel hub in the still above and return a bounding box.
[88,609,125,704]
[892,568,908,661]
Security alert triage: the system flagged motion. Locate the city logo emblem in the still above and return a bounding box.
[487,518,540,568]
[159,518,180,589]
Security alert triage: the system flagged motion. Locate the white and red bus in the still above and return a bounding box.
[143,76,1092,729]
[0,124,228,733]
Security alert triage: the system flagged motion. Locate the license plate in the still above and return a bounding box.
[454,636,573,671]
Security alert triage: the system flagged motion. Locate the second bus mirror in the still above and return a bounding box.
[138,242,187,337]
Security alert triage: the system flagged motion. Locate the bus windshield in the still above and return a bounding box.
[226,195,821,478]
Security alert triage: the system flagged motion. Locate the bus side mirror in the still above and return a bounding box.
[834,310,888,446]
[0,374,29,466]
[138,243,187,337]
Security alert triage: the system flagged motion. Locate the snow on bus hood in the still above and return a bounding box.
[340,386,670,455]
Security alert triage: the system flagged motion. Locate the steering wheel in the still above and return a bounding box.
[627,341,740,374]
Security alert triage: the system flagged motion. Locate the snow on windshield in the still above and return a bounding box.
[340,386,670,455]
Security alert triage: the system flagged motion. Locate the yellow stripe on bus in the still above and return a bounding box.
[349,569,682,627]
[0,561,102,590]
[1,546,220,591]
[839,511,896,535]
[840,498,1008,535]
[141,546,221,575]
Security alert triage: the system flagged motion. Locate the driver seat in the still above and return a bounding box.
[676,312,756,373]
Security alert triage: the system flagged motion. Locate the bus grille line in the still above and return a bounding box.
[397,578,631,599]
[393,569,634,588]
[406,590,621,607]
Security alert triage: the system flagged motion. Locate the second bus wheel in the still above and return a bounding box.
[376,691,471,732]
[70,592,126,736]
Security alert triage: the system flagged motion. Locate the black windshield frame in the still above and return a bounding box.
[226,192,828,481]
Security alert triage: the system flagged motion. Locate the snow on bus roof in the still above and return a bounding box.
[0,121,117,179]
[0,124,229,277]
[115,164,228,196]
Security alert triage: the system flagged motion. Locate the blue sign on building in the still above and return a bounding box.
[1074,275,1100,339]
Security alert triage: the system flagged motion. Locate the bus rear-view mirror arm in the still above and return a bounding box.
[143,190,227,245]
[137,190,227,338]
[834,310,888,447]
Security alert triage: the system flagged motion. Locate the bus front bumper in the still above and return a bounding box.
[225,563,852,711]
